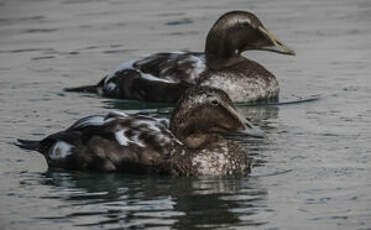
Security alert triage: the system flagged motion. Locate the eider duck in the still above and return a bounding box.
[66,10,295,103]
[17,86,263,176]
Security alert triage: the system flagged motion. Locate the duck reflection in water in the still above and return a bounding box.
[36,171,268,229]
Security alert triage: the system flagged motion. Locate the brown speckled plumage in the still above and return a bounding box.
[199,59,279,102]
[17,86,259,176]
[167,135,251,176]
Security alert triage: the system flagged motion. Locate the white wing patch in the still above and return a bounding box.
[106,82,116,92]
[69,115,105,130]
[107,110,129,118]
[170,51,185,56]
[80,115,105,126]
[152,117,170,127]
[182,55,206,82]
[115,128,148,148]
[115,129,135,146]
[130,134,146,148]
[50,141,73,160]
[158,52,206,84]
[140,73,174,83]
[69,112,128,130]
[111,114,182,149]
[133,119,161,132]
[103,57,174,93]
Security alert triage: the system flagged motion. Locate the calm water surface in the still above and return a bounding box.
[0,0,371,229]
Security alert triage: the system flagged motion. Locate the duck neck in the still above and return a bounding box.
[204,28,245,70]
[183,133,215,149]
[170,110,212,149]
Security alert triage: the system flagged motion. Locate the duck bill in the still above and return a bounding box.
[224,104,265,138]
[257,26,296,56]
[238,117,265,138]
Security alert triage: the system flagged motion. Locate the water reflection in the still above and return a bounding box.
[238,104,279,121]
[102,98,173,111]
[34,171,268,229]
[102,97,280,120]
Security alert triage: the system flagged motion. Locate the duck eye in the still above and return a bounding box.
[211,100,218,105]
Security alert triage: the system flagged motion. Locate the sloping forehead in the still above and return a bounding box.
[217,11,263,29]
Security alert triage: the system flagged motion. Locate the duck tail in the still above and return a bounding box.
[15,139,41,152]
[64,84,98,93]
[64,76,107,94]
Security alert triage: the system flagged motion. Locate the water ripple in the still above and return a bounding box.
[18,171,270,229]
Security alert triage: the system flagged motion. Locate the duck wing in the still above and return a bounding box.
[98,68,191,103]
[65,52,205,103]
[17,111,182,172]
[99,52,205,102]
[133,52,206,84]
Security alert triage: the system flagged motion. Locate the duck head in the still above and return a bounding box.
[205,10,295,70]
[170,86,263,148]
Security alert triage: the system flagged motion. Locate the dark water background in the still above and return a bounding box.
[1,0,371,229]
